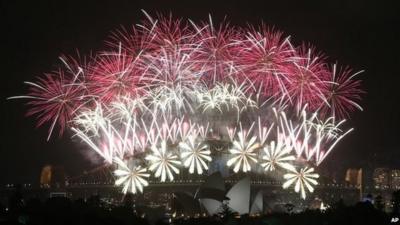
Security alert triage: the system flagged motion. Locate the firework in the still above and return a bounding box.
[319,64,364,119]
[261,140,295,172]
[234,25,295,97]
[145,141,181,182]
[190,16,238,83]
[227,131,260,173]
[197,80,257,115]
[9,68,86,140]
[114,157,150,194]
[179,135,211,174]
[10,12,363,198]
[286,46,330,113]
[282,166,319,199]
[87,47,144,102]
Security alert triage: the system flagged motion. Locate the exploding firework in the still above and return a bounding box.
[319,64,364,119]
[146,141,181,182]
[227,131,260,173]
[283,166,319,199]
[10,11,363,198]
[114,157,150,194]
[9,68,86,140]
[179,135,211,174]
[261,140,296,172]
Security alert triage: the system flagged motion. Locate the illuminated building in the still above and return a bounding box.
[40,165,52,188]
[391,169,400,190]
[345,168,362,187]
[373,168,390,189]
[40,165,66,188]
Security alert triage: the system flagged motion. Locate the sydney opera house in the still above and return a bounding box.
[173,172,263,216]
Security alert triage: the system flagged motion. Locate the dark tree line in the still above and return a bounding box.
[1,189,399,225]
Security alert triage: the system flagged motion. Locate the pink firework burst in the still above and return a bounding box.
[106,25,156,55]
[87,48,145,102]
[142,13,192,52]
[191,17,239,84]
[285,45,330,113]
[14,69,86,140]
[319,64,364,119]
[234,25,296,97]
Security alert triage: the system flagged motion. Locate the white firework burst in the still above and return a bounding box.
[73,103,108,135]
[145,141,181,182]
[282,166,319,199]
[113,157,150,194]
[261,140,296,172]
[179,136,211,174]
[197,81,257,114]
[227,131,260,173]
[110,95,149,121]
[197,88,224,113]
[142,47,203,115]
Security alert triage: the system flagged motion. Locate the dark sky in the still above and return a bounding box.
[1,0,399,185]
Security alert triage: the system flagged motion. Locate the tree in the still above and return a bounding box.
[284,203,294,214]
[217,201,235,222]
[122,193,134,210]
[393,190,400,214]
[374,195,384,211]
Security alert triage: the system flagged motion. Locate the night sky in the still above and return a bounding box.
[1,0,399,185]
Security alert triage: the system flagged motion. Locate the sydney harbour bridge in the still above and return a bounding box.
[24,163,361,215]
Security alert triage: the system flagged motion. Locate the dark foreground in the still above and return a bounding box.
[1,191,399,225]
